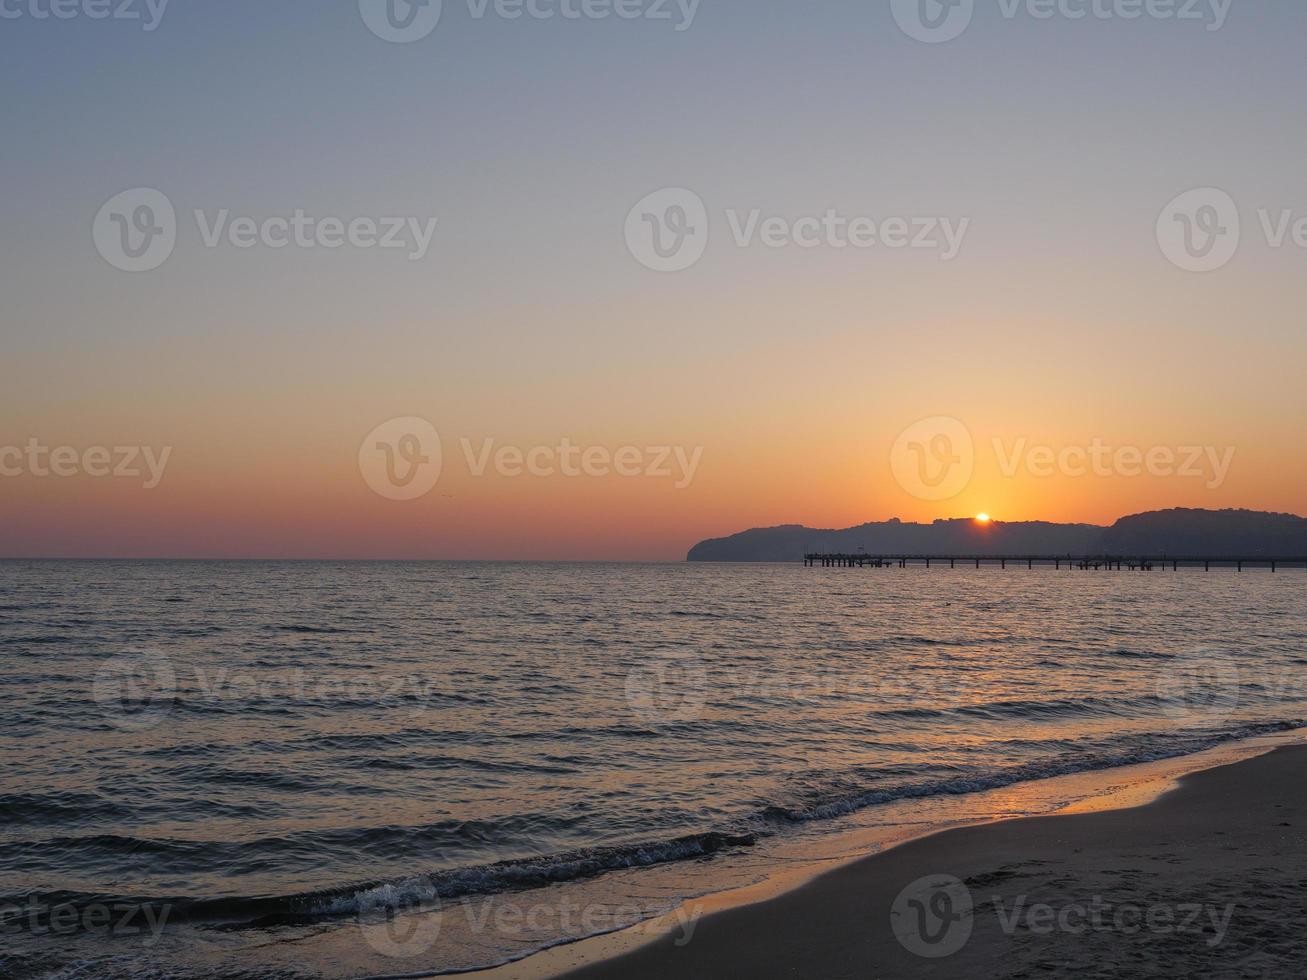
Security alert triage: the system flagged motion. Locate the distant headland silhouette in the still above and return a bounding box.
[687,509,1307,563]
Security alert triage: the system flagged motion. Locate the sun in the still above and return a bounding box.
[975,513,992,524]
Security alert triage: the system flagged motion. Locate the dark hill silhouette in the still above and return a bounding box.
[686,509,1307,562]
[1099,508,1307,557]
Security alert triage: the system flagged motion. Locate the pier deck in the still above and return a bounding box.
[803,554,1307,572]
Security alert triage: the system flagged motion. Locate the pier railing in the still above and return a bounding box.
[803,554,1307,572]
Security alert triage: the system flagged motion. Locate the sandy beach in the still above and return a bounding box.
[550,744,1307,979]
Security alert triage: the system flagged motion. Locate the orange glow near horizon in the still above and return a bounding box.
[4,305,1306,560]
[2,419,1304,560]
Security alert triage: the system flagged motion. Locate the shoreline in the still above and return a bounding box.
[462,727,1307,979]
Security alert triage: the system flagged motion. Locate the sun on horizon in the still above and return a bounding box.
[976,513,992,524]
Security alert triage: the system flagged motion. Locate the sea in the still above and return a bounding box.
[2,560,1305,978]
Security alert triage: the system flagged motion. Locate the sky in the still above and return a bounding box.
[2,0,1305,559]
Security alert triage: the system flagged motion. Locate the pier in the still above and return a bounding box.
[803,554,1307,572]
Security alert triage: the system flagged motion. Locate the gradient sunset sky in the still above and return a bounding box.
[3,0,1305,559]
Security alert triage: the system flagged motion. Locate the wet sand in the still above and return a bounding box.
[554,745,1307,979]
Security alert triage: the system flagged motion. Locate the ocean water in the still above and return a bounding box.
[2,560,1306,978]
